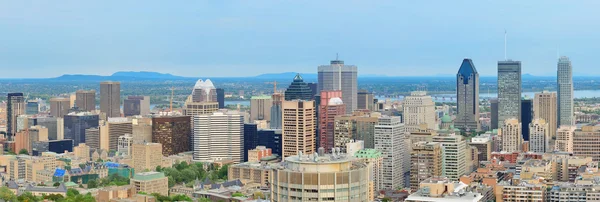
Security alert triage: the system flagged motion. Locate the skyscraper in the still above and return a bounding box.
[284,74,313,101]
[490,99,499,129]
[123,96,150,117]
[500,118,522,152]
[557,56,574,126]
[243,123,258,162]
[63,112,100,146]
[534,91,557,139]
[216,88,225,109]
[25,100,39,115]
[497,60,522,124]
[50,97,71,118]
[7,93,25,140]
[374,116,405,189]
[76,90,96,112]
[357,90,374,110]
[319,90,346,151]
[318,59,357,114]
[152,116,191,156]
[193,110,244,163]
[529,119,549,153]
[100,82,121,118]
[521,99,533,141]
[455,58,480,131]
[250,96,272,123]
[410,141,442,191]
[101,118,133,151]
[184,79,219,116]
[281,100,315,158]
[432,134,467,182]
[270,91,283,129]
[403,91,436,132]
[556,125,576,153]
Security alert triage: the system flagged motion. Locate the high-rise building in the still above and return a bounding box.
[456,58,480,131]
[73,143,90,160]
[216,88,225,109]
[534,91,557,139]
[557,56,574,126]
[37,117,59,140]
[32,139,73,155]
[63,112,100,146]
[319,90,346,151]
[123,96,150,117]
[521,99,533,141]
[25,100,39,115]
[76,90,96,112]
[573,126,600,161]
[469,134,492,161]
[270,88,283,129]
[403,91,436,132]
[101,118,133,151]
[132,117,153,144]
[354,149,383,200]
[529,119,549,153]
[497,60,522,125]
[410,141,442,191]
[307,82,318,100]
[50,98,71,118]
[184,79,219,117]
[151,116,191,156]
[258,129,282,157]
[132,142,163,172]
[284,74,313,101]
[281,100,315,158]
[250,96,272,122]
[374,116,405,189]
[84,127,101,150]
[243,123,258,162]
[193,110,244,163]
[318,58,358,114]
[490,99,499,129]
[357,90,374,110]
[100,81,121,118]
[556,125,576,153]
[432,134,467,181]
[500,118,522,152]
[7,93,25,139]
[270,154,370,202]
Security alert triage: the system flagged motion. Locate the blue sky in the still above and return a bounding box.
[1,1,599,78]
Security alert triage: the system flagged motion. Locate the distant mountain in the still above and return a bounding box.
[254,72,317,80]
[111,71,188,79]
[52,71,193,81]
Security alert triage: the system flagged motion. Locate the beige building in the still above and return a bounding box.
[73,143,91,161]
[333,112,380,149]
[432,134,467,182]
[495,181,546,202]
[100,81,121,118]
[102,118,133,151]
[132,117,153,144]
[270,153,370,202]
[183,99,219,117]
[406,177,483,202]
[250,95,272,123]
[556,125,576,153]
[573,125,600,161]
[410,141,442,192]
[76,90,96,112]
[403,91,436,132]
[50,97,71,118]
[130,172,169,196]
[132,143,163,172]
[281,100,315,158]
[501,118,523,152]
[534,91,557,138]
[529,119,549,153]
[354,149,383,200]
[6,155,57,182]
[228,162,273,187]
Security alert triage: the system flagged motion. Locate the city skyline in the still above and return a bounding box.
[1,1,599,78]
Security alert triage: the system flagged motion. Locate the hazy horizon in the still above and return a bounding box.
[2,1,600,78]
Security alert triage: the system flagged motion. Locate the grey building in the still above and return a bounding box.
[318,59,357,114]
[216,88,225,109]
[26,101,39,115]
[557,56,574,126]
[37,117,59,140]
[75,90,96,112]
[456,59,480,131]
[64,112,100,146]
[100,81,121,118]
[50,97,71,118]
[7,93,25,139]
[497,60,522,125]
[490,99,499,129]
[123,96,150,117]
[357,90,374,110]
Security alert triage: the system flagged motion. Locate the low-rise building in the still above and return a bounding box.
[130,172,169,196]
[405,177,483,202]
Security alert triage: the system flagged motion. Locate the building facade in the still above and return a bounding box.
[534,91,558,139]
[132,143,163,172]
[7,93,25,139]
[374,116,405,189]
[319,90,346,151]
[50,98,71,118]
[456,58,480,131]
[556,125,576,153]
[529,119,549,153]
[557,56,574,126]
[318,59,358,114]
[63,112,100,146]
[282,100,315,158]
[497,60,522,125]
[501,118,523,152]
[100,81,121,118]
[250,95,272,123]
[123,96,150,117]
[152,116,192,156]
[193,110,244,163]
[284,74,313,101]
[75,90,96,112]
[410,141,442,191]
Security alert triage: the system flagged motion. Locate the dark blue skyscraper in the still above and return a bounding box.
[243,123,258,162]
[456,59,480,131]
[64,113,99,146]
[7,93,25,140]
[216,88,225,109]
[521,99,533,141]
[284,74,313,101]
[26,101,39,115]
[257,129,282,158]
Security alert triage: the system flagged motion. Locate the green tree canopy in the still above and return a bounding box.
[19,148,29,155]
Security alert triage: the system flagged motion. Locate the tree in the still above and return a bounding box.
[0,187,18,202]
[253,192,265,199]
[19,148,29,155]
[155,165,162,172]
[217,164,229,180]
[87,179,98,188]
[382,197,391,202]
[232,192,244,197]
[53,182,61,187]
[44,194,64,201]
[199,198,212,202]
[17,192,40,202]
[171,194,193,201]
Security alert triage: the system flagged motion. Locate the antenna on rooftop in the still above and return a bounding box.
[336,53,339,60]
[504,29,507,60]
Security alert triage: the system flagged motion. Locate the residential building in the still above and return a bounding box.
[247,146,272,162]
[76,90,96,112]
[501,118,522,152]
[130,172,169,196]
[497,60,522,124]
[281,100,315,158]
[529,119,549,153]
[123,96,150,117]
[410,141,442,192]
[455,58,480,131]
[193,110,244,163]
[73,143,90,161]
[432,134,467,181]
[318,58,358,113]
[152,116,192,156]
[534,91,558,139]
[558,56,574,126]
[100,118,133,151]
[132,142,163,172]
[573,125,600,161]
[375,116,406,189]
[403,91,436,132]
[270,153,370,202]
[355,149,383,200]
[100,81,121,118]
[469,133,492,161]
[556,125,576,153]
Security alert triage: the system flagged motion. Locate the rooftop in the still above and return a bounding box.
[354,149,382,159]
[251,95,272,99]
[133,171,166,181]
